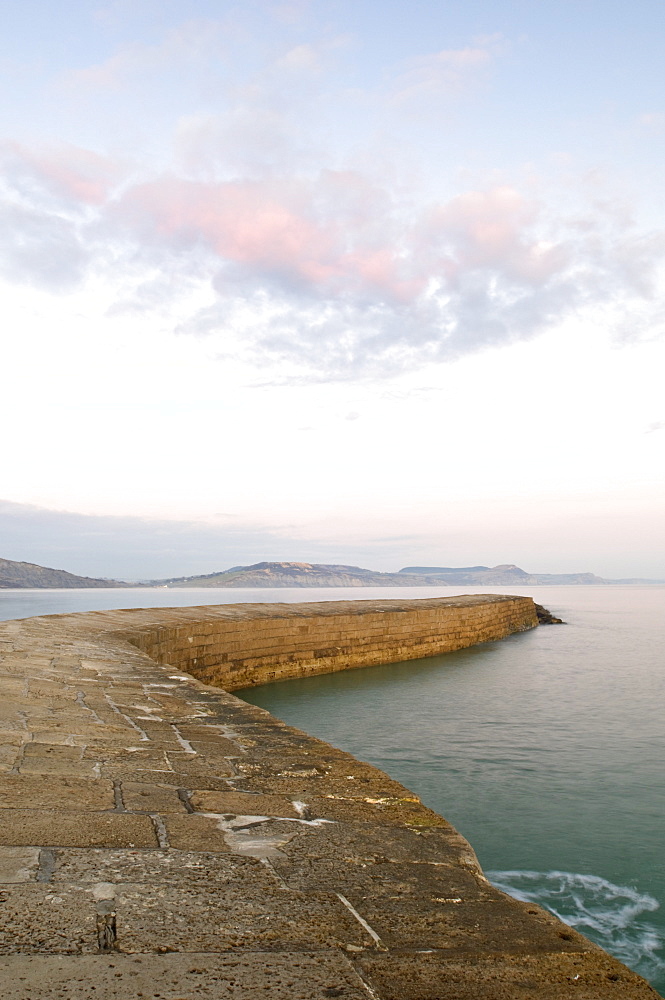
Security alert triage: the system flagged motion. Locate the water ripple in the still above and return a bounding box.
[488,869,665,985]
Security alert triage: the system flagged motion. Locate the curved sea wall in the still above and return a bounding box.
[113,593,539,690]
[0,597,658,999]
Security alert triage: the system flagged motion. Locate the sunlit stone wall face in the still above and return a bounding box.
[119,595,538,690]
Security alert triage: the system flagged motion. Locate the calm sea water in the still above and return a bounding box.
[1,585,663,992]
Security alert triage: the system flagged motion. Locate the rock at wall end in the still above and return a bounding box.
[534,603,566,624]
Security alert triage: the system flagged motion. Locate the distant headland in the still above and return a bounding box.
[1,555,663,589]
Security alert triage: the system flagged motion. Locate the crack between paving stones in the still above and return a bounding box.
[335,894,385,950]
[113,781,126,811]
[342,955,384,1000]
[76,690,106,725]
[170,724,196,754]
[177,788,195,813]
[96,906,118,954]
[37,849,57,883]
[103,694,150,741]
[150,813,170,848]
[9,738,27,775]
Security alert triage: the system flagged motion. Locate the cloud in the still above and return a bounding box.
[174,109,306,178]
[3,9,665,382]
[273,0,314,25]
[0,499,293,580]
[0,498,419,580]
[3,132,665,375]
[0,201,87,291]
[275,42,324,75]
[1,141,126,207]
[61,18,231,91]
[106,169,665,377]
[387,35,505,108]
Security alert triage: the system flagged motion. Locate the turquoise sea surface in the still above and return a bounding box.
[1,585,663,992]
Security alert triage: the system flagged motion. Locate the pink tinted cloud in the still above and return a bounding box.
[2,142,125,206]
[115,174,424,300]
[119,177,334,270]
[112,172,573,308]
[2,140,568,307]
[421,187,567,284]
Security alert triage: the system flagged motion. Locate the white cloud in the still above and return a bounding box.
[2,132,665,379]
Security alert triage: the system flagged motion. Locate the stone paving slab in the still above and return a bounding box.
[162,814,235,852]
[0,952,372,999]
[0,810,158,848]
[189,789,302,817]
[50,849,279,888]
[303,794,449,827]
[100,766,233,789]
[356,952,661,999]
[113,883,373,953]
[273,854,491,900]
[0,775,115,811]
[0,885,99,954]
[0,847,41,883]
[120,781,189,813]
[273,817,482,870]
[350,892,596,954]
[0,601,659,999]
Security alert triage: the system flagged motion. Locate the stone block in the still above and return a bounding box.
[0,810,157,849]
[0,950,372,999]
[163,814,233,852]
[355,888,598,953]
[189,790,300,818]
[120,782,188,814]
[112,882,373,953]
[0,884,98,954]
[272,819,481,872]
[0,775,115,811]
[52,848,277,888]
[101,766,231,790]
[0,847,40,883]
[305,795,449,827]
[163,753,235,778]
[355,951,656,999]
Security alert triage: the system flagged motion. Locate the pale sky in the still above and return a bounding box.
[1,0,664,579]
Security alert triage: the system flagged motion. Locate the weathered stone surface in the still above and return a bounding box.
[18,745,100,778]
[113,882,372,953]
[0,952,372,999]
[0,885,99,954]
[0,598,658,998]
[0,810,158,848]
[163,813,234,852]
[355,952,662,999]
[120,782,188,814]
[0,846,40,883]
[0,775,115,811]
[51,849,278,888]
[188,789,301,817]
[304,794,449,827]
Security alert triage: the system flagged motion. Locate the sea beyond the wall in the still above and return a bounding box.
[1,584,664,993]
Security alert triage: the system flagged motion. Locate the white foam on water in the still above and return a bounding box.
[488,869,665,986]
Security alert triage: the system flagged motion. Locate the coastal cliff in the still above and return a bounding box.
[0,556,125,589]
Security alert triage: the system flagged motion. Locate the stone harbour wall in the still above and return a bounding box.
[0,597,659,999]
[115,594,539,689]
